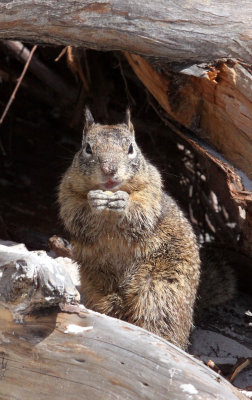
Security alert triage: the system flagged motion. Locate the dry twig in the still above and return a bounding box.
[66,46,89,92]
[55,46,67,62]
[0,45,37,125]
[1,41,77,105]
[229,359,250,384]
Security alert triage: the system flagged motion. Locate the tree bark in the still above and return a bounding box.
[125,53,252,259]
[125,54,252,181]
[0,0,251,64]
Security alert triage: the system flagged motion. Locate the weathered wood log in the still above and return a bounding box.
[0,0,251,64]
[0,242,80,314]
[125,54,252,180]
[0,242,249,400]
[0,303,248,400]
[125,53,252,259]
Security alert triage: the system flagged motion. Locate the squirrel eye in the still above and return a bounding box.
[128,143,134,154]
[85,143,92,155]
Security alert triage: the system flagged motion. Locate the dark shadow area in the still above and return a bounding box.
[0,47,245,250]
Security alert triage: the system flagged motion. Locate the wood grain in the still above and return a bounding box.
[125,53,252,180]
[125,53,252,257]
[0,0,251,63]
[0,303,247,400]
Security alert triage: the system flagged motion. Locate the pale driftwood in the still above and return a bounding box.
[0,243,247,399]
[0,243,80,314]
[0,0,251,64]
[0,244,248,400]
[0,302,248,400]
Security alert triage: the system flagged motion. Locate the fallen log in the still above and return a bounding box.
[0,303,248,400]
[125,54,252,180]
[125,53,252,259]
[0,242,249,400]
[0,0,251,64]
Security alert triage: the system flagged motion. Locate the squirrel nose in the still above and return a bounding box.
[100,162,117,177]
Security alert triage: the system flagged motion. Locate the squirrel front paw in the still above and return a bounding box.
[87,190,110,211]
[87,190,129,213]
[107,190,129,212]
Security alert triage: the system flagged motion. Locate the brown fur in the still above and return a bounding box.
[58,109,234,349]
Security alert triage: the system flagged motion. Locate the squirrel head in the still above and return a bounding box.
[75,107,145,192]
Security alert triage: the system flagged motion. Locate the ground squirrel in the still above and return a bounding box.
[58,108,235,350]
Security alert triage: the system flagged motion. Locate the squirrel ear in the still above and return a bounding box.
[84,106,94,132]
[125,108,134,136]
